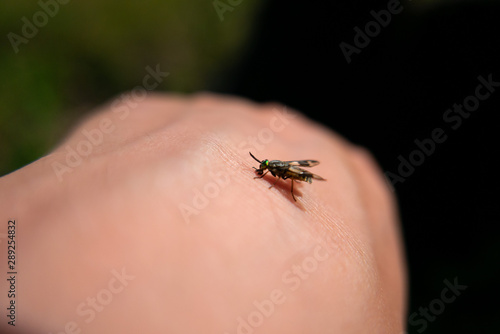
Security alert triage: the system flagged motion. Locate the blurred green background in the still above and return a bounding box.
[0,0,263,176]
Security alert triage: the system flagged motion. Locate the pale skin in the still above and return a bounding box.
[0,93,407,334]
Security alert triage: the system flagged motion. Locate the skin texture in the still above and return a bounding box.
[0,93,407,334]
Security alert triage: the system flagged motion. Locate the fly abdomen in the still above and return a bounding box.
[302,175,313,183]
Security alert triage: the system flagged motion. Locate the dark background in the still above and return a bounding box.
[223,1,499,333]
[1,0,498,333]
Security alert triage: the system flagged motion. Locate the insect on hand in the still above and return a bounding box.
[249,152,326,201]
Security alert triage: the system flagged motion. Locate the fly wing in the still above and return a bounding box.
[287,166,326,182]
[286,160,320,167]
[287,165,311,175]
[311,173,326,181]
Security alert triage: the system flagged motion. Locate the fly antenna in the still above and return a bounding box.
[249,152,262,163]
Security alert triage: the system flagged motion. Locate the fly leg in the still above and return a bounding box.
[291,179,297,201]
[254,170,269,179]
[268,177,280,189]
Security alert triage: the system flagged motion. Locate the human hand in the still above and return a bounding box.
[0,93,407,333]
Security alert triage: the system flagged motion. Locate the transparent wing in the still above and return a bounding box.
[287,166,326,181]
[311,173,326,181]
[288,165,311,175]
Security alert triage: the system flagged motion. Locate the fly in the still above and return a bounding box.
[249,152,326,201]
